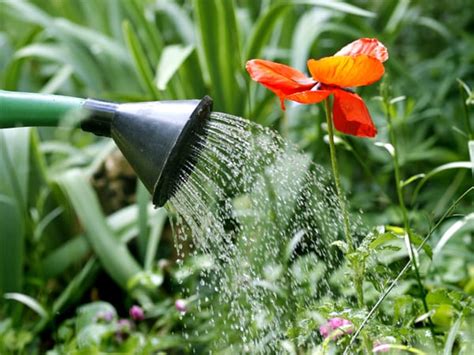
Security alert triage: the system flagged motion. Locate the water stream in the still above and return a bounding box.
[169,112,361,352]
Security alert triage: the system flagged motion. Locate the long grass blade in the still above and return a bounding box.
[4,292,49,319]
[56,169,142,289]
[122,20,160,99]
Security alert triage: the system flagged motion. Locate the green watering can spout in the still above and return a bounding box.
[0,90,213,207]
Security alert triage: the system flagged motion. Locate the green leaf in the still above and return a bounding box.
[56,169,142,289]
[40,64,74,94]
[53,19,130,65]
[409,233,433,259]
[122,20,160,99]
[413,161,473,202]
[77,324,112,349]
[426,289,452,306]
[75,302,117,332]
[136,181,150,262]
[369,232,398,250]
[193,0,242,114]
[433,213,474,258]
[156,1,195,44]
[3,0,51,27]
[387,226,430,255]
[444,315,462,355]
[331,240,349,254]
[121,0,163,65]
[42,258,100,333]
[431,304,454,329]
[155,45,194,91]
[128,270,164,290]
[295,0,376,17]
[4,293,48,319]
[245,0,375,61]
[144,208,168,271]
[0,196,23,294]
[0,128,31,295]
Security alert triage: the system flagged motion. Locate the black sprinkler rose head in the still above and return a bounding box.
[81,96,213,207]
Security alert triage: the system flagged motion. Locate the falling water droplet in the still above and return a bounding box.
[167,112,365,352]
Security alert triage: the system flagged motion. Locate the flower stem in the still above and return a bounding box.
[383,97,438,349]
[324,99,353,252]
[324,99,364,307]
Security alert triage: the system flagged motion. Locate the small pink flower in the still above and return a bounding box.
[129,305,145,321]
[175,299,187,313]
[319,317,353,340]
[319,324,331,338]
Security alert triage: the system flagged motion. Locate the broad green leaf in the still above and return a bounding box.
[431,304,454,329]
[155,45,194,90]
[42,203,159,277]
[56,169,141,289]
[75,302,117,332]
[3,0,51,27]
[77,324,112,349]
[368,232,398,250]
[426,289,452,306]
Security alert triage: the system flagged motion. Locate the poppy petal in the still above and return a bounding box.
[332,88,377,137]
[286,89,331,104]
[246,59,316,109]
[334,38,388,62]
[308,55,384,88]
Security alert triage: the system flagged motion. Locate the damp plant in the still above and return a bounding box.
[1,0,474,354]
[247,37,388,307]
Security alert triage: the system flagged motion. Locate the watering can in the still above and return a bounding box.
[0,90,213,206]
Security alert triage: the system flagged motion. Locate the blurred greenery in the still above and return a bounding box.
[0,0,473,353]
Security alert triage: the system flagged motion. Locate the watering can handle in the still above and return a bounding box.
[0,90,85,128]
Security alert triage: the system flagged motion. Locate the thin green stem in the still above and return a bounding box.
[389,124,429,305]
[324,99,353,252]
[324,99,365,309]
[384,98,438,348]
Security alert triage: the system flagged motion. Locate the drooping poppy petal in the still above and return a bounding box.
[286,89,331,105]
[334,38,388,62]
[246,59,316,109]
[308,55,384,88]
[332,88,377,137]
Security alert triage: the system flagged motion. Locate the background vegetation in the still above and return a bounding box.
[0,0,472,353]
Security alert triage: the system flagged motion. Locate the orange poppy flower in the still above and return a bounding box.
[246,38,388,137]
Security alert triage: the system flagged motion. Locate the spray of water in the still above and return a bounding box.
[168,112,360,352]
